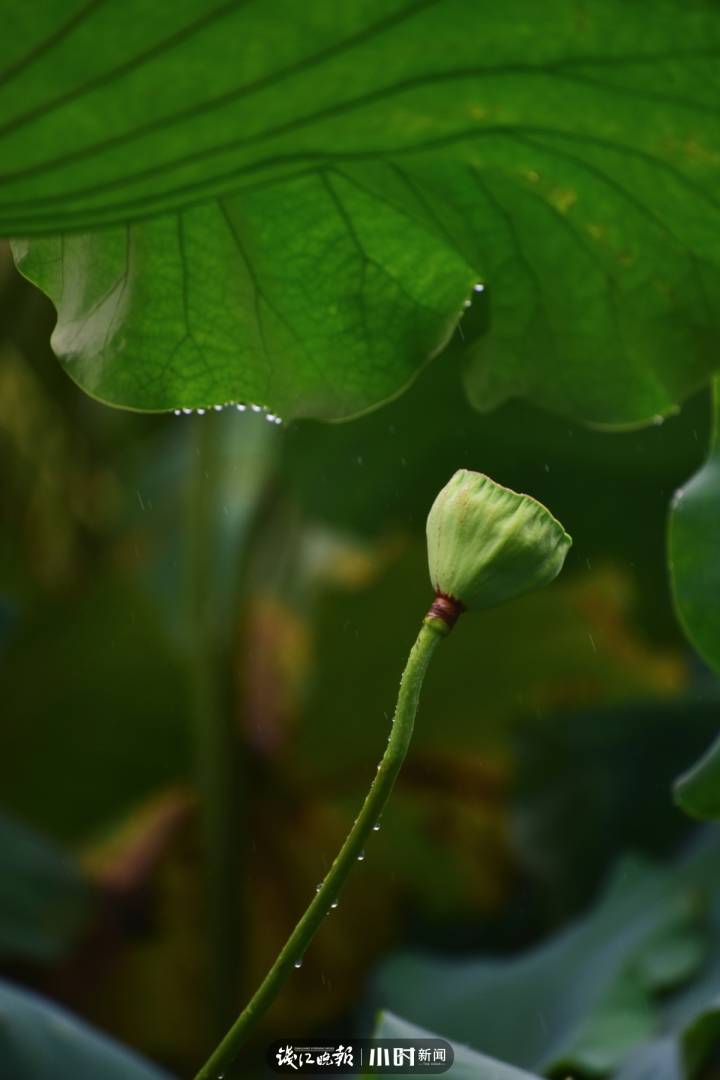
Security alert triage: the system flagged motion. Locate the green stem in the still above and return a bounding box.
[193,617,447,1080]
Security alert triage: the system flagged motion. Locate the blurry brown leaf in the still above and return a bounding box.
[83,787,195,899]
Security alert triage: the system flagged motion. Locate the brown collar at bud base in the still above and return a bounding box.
[425,592,465,632]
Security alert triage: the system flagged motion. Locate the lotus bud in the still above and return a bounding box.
[425,470,571,631]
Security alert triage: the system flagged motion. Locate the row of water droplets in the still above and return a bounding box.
[292,819,383,970]
[172,402,283,424]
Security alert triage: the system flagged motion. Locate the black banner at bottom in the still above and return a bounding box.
[268,1038,454,1074]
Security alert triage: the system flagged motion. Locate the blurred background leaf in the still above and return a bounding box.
[371,1013,541,1080]
[674,729,720,823]
[669,380,720,678]
[0,812,92,964]
[0,978,174,1080]
[668,379,720,824]
[372,856,704,1075]
[372,832,720,1079]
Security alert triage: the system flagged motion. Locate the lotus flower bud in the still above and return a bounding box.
[425,470,571,630]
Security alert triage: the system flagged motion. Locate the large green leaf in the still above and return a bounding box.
[3,1,719,234]
[10,185,474,418]
[5,2,720,420]
[0,979,172,1079]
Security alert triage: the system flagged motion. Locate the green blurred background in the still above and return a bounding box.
[2,237,720,1077]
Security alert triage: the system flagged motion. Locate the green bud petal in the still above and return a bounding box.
[426,470,572,616]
